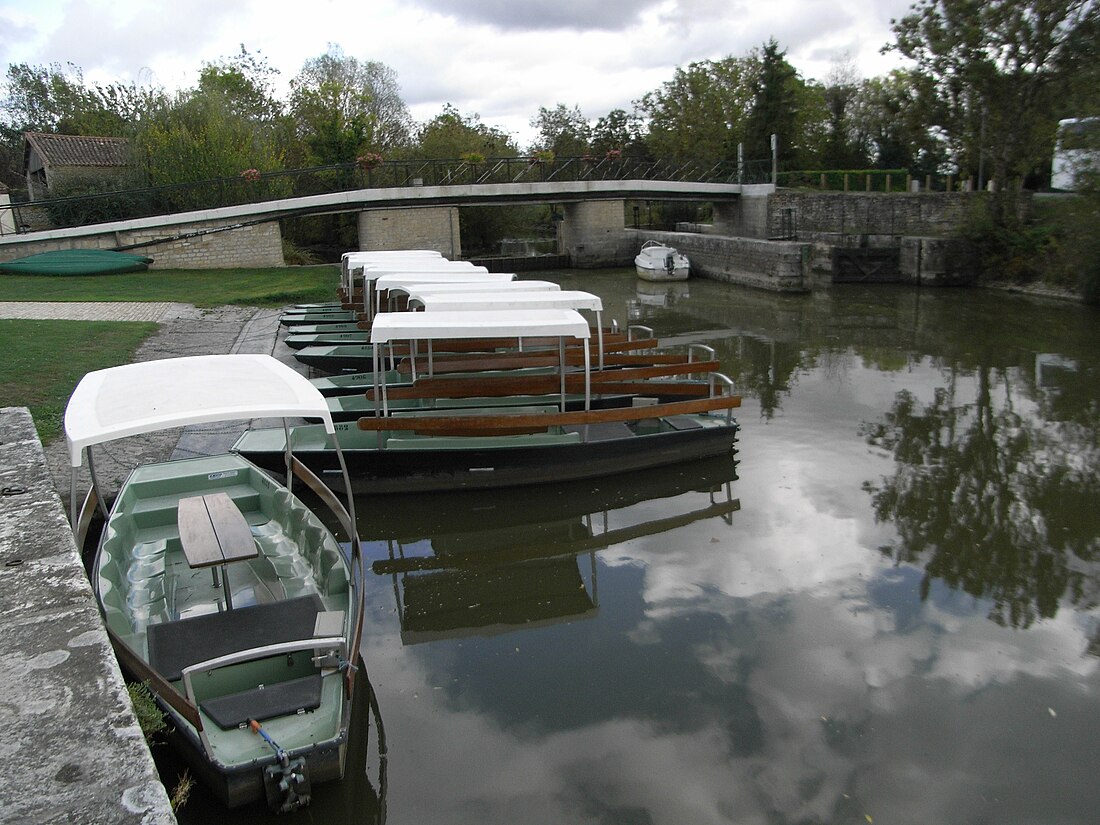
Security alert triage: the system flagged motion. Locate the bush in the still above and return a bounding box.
[960,192,1058,284]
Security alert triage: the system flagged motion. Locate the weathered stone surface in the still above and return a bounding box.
[0,407,176,825]
[359,206,461,257]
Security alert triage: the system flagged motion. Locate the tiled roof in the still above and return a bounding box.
[24,132,131,168]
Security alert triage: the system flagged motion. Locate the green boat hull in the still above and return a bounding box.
[0,249,152,275]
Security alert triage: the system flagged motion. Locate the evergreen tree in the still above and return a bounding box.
[743,40,802,167]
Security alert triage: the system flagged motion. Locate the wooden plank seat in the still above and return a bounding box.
[147,594,324,682]
[358,395,743,436]
[177,492,258,569]
[367,363,722,402]
[201,673,323,730]
[178,492,260,611]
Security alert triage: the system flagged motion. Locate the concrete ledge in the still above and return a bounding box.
[631,230,810,293]
[0,407,175,825]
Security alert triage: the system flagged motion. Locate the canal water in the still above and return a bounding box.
[174,269,1100,824]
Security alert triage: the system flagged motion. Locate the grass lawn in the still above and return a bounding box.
[1,265,341,443]
[1,319,158,443]
[0,265,340,307]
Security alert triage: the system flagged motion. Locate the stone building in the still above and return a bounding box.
[22,132,132,200]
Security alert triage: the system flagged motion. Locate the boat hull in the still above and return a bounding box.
[635,262,690,281]
[91,453,357,809]
[0,248,152,275]
[161,713,348,809]
[233,418,739,494]
[634,242,690,281]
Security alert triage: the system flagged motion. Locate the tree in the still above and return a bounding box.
[887,0,1100,187]
[857,70,948,176]
[415,104,517,159]
[133,88,284,191]
[197,46,283,125]
[288,45,412,166]
[743,40,804,168]
[529,103,590,156]
[636,57,758,161]
[590,108,648,158]
[820,56,870,169]
[412,104,527,255]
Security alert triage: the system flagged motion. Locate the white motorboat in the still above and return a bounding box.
[634,240,690,281]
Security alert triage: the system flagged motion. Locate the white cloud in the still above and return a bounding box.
[1,0,913,148]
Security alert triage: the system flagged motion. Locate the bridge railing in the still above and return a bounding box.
[11,156,774,233]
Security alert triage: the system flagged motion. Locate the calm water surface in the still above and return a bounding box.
[178,269,1100,824]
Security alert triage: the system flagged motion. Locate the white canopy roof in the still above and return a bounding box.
[356,262,486,280]
[351,262,488,292]
[65,354,334,467]
[416,289,602,313]
[372,271,514,292]
[404,280,559,303]
[341,250,442,261]
[369,309,591,344]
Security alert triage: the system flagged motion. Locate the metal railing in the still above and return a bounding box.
[9,156,774,234]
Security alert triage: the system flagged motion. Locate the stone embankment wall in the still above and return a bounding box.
[770,191,979,243]
[0,217,285,269]
[628,228,809,292]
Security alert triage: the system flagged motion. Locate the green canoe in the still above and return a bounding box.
[0,249,153,276]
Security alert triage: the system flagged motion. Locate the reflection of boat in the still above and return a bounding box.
[630,280,692,319]
[385,519,600,644]
[360,453,740,539]
[1035,353,1078,389]
[635,240,689,281]
[370,456,739,644]
[64,354,365,812]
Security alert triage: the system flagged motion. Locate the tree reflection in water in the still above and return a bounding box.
[862,364,1100,631]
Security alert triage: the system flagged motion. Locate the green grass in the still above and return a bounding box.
[0,265,340,307]
[1,319,159,442]
[1,266,342,443]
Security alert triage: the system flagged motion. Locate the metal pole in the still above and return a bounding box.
[770,134,778,185]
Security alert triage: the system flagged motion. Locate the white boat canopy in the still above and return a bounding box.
[355,262,487,285]
[341,250,441,262]
[371,271,513,317]
[403,280,560,303]
[368,309,592,414]
[368,308,590,344]
[340,251,446,290]
[413,290,606,368]
[65,354,336,468]
[414,289,602,313]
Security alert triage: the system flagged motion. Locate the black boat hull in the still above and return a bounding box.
[236,420,739,494]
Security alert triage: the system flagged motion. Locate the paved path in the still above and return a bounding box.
[0,301,179,321]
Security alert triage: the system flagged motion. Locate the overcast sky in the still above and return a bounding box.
[0,0,915,148]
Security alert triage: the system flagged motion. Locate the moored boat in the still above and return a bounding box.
[634,239,690,281]
[0,248,153,275]
[233,310,740,493]
[65,354,365,812]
